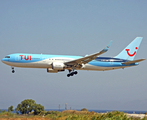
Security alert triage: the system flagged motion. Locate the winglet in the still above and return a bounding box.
[101,41,113,53]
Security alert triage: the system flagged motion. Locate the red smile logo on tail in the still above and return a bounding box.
[125,47,138,57]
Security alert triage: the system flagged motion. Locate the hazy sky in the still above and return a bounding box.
[0,0,147,111]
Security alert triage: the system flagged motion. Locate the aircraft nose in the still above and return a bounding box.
[1,58,7,63]
[1,58,4,62]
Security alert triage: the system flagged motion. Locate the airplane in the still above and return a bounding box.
[1,37,145,77]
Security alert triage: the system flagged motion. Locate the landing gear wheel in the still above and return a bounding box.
[67,70,78,77]
[12,70,15,73]
[74,71,78,75]
[67,74,70,77]
[70,73,74,76]
[11,67,15,73]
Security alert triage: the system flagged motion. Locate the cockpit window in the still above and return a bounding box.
[5,56,10,58]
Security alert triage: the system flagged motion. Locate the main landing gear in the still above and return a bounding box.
[12,67,15,73]
[67,71,78,77]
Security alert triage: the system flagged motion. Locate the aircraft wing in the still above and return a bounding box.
[64,41,113,66]
[122,59,146,65]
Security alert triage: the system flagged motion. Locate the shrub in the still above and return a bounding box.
[45,111,60,116]
[8,105,14,112]
[81,108,88,111]
[33,104,44,115]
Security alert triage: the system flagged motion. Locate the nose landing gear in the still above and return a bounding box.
[12,67,15,73]
[67,71,78,77]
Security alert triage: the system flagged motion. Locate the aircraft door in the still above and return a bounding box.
[15,55,19,61]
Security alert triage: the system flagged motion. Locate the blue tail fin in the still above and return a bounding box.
[114,37,143,61]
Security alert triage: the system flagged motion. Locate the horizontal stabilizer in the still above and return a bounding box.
[122,59,145,65]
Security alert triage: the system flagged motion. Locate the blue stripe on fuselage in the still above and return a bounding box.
[95,57,128,62]
[89,61,122,67]
[89,57,136,67]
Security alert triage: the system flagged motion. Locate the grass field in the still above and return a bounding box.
[0,110,147,120]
